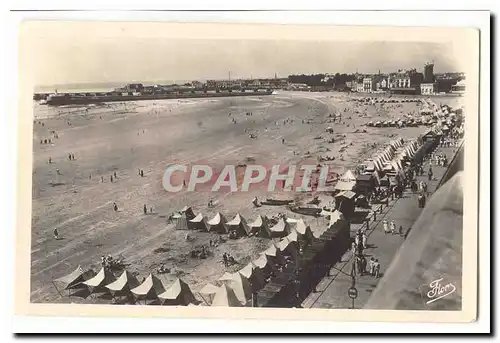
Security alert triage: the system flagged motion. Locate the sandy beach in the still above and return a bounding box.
[31,91,463,303]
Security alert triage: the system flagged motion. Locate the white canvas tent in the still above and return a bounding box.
[54,265,86,290]
[334,180,356,191]
[106,270,140,294]
[82,267,115,292]
[238,262,266,292]
[189,213,209,231]
[225,213,251,236]
[340,169,357,182]
[218,272,235,284]
[198,283,219,305]
[229,272,253,305]
[267,218,289,237]
[130,274,166,301]
[211,284,243,307]
[158,278,196,306]
[207,212,228,233]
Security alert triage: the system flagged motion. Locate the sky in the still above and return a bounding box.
[23,24,462,87]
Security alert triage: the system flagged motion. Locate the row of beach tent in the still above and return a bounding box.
[54,212,347,307]
[54,267,197,306]
[199,210,346,307]
[174,207,302,238]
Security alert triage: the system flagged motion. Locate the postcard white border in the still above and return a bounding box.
[4,8,491,334]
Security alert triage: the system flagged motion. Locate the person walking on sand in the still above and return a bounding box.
[101,176,104,183]
[53,228,59,240]
[114,171,117,179]
[398,225,403,236]
[110,175,113,182]
[143,204,147,215]
[113,202,118,211]
[48,157,52,164]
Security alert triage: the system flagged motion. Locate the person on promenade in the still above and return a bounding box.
[374,259,381,278]
[369,257,375,276]
[361,230,367,249]
[390,220,396,234]
[383,219,390,234]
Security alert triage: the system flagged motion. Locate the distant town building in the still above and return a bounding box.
[388,69,424,94]
[356,82,365,93]
[377,78,389,91]
[191,81,204,89]
[420,83,437,95]
[362,76,384,93]
[125,83,144,92]
[424,62,435,83]
[451,80,466,94]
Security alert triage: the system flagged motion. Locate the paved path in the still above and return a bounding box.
[302,142,460,309]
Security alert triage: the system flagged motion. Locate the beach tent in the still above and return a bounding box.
[294,219,313,238]
[82,267,115,293]
[252,254,273,277]
[238,262,266,293]
[198,283,219,305]
[225,213,251,236]
[285,230,299,243]
[364,160,376,172]
[276,237,299,260]
[207,212,228,233]
[334,179,356,192]
[158,278,196,306]
[340,169,357,182]
[211,284,243,307]
[175,206,196,230]
[328,210,344,229]
[54,265,87,290]
[229,272,253,305]
[218,272,235,284]
[263,243,286,266]
[130,274,166,301]
[248,215,269,236]
[189,213,209,231]
[266,218,289,238]
[106,270,140,295]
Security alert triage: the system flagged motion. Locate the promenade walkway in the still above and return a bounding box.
[302,142,461,309]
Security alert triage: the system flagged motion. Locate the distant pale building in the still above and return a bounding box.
[191,81,204,88]
[362,76,384,93]
[356,82,365,93]
[378,78,389,90]
[363,78,374,93]
[388,69,424,94]
[420,83,437,95]
[451,80,466,94]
